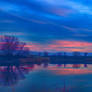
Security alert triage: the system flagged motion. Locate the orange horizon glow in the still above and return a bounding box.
[48,66,92,75]
[25,40,92,52]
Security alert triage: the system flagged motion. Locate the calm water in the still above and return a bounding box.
[0,64,92,92]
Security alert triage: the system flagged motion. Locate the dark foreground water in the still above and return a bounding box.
[0,64,92,92]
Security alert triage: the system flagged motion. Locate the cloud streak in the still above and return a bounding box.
[24,40,92,52]
[0,0,92,52]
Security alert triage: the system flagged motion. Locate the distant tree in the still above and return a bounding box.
[72,51,81,56]
[43,52,49,57]
[20,47,30,56]
[0,35,28,56]
[84,52,88,56]
[38,52,41,56]
[64,52,67,56]
[57,52,62,56]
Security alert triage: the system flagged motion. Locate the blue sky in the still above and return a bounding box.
[0,0,92,52]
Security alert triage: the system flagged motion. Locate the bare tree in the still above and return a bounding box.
[0,35,28,56]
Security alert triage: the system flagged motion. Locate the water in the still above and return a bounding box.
[0,64,92,92]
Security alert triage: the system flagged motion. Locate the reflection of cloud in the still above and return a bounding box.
[48,67,92,75]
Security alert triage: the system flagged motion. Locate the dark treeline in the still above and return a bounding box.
[35,51,92,64]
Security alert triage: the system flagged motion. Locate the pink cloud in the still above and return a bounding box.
[24,40,92,52]
[50,8,74,17]
[0,38,92,52]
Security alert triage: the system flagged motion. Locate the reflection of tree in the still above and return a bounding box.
[0,65,34,86]
[72,64,87,68]
[72,64,81,68]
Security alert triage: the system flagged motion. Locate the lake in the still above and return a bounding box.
[0,64,92,92]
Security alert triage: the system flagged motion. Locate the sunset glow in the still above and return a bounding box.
[24,40,92,52]
[0,0,92,52]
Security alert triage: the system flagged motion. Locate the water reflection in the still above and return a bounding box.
[57,64,88,68]
[48,64,92,75]
[0,63,48,87]
[0,64,92,92]
[0,64,90,86]
[0,65,34,86]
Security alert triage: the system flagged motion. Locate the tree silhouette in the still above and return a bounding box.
[84,52,88,56]
[0,35,28,56]
[72,51,81,56]
[43,52,49,56]
[57,52,62,56]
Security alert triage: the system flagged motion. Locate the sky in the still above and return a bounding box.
[0,0,92,52]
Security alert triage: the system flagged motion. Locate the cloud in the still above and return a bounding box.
[48,8,74,17]
[0,0,92,22]
[24,40,92,52]
[0,20,14,23]
[0,0,92,52]
[62,25,92,33]
[0,32,27,36]
[30,19,47,24]
[30,0,92,15]
[62,25,77,31]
